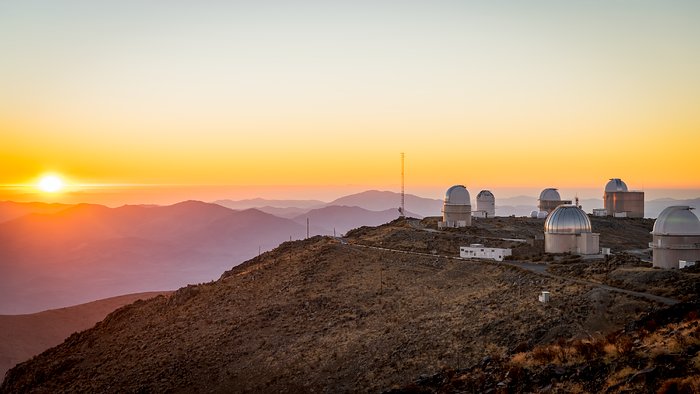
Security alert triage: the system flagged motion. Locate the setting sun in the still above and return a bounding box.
[37,175,64,193]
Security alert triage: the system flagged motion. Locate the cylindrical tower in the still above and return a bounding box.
[651,206,700,269]
[441,185,471,227]
[476,190,495,218]
[544,205,599,254]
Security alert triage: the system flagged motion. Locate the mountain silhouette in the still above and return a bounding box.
[0,201,307,314]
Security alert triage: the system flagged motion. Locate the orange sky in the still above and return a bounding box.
[1,2,699,204]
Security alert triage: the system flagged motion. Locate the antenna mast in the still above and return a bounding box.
[400,152,405,217]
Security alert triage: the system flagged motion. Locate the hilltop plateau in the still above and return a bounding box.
[4,216,694,393]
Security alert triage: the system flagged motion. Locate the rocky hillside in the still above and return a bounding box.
[0,218,682,392]
[388,301,700,393]
[0,292,169,377]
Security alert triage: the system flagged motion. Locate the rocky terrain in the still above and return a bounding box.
[389,301,700,393]
[549,254,700,301]
[2,216,694,392]
[0,292,169,377]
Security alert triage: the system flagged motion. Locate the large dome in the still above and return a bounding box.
[544,205,592,234]
[605,178,628,192]
[477,190,494,201]
[652,206,700,236]
[445,185,470,205]
[539,188,561,201]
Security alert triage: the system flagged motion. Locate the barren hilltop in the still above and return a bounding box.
[2,217,698,392]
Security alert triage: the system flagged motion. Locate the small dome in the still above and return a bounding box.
[539,188,561,201]
[477,190,494,201]
[652,206,700,236]
[544,205,592,234]
[531,210,539,218]
[445,185,470,205]
[605,178,628,192]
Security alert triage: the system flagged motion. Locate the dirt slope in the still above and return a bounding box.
[2,225,661,393]
[0,291,169,378]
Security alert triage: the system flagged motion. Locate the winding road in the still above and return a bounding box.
[338,239,680,306]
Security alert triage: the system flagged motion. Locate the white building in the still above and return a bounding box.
[650,206,700,269]
[544,205,600,254]
[439,185,472,228]
[475,190,496,218]
[592,208,607,217]
[460,244,512,261]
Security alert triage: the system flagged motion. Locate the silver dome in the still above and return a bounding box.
[652,206,700,236]
[539,188,561,201]
[477,190,494,201]
[544,205,592,234]
[445,185,470,205]
[605,178,628,192]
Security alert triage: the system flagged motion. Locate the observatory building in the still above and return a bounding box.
[544,205,599,254]
[603,178,644,218]
[650,206,700,269]
[538,188,571,214]
[439,185,472,228]
[473,190,496,218]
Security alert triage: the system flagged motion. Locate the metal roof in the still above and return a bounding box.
[539,188,561,201]
[445,185,470,205]
[544,205,592,234]
[652,206,700,236]
[605,178,629,192]
[476,190,494,201]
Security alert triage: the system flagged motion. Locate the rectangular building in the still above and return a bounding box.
[460,244,512,261]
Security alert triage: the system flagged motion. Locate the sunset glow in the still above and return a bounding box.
[37,175,64,193]
[0,2,698,205]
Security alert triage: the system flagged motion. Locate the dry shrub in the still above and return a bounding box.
[657,375,700,394]
[615,336,634,355]
[531,345,556,364]
[572,339,605,360]
[604,343,619,359]
[510,352,528,366]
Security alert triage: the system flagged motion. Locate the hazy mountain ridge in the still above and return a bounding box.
[0,201,72,224]
[213,198,325,210]
[0,202,308,314]
[291,205,421,236]
[0,291,169,378]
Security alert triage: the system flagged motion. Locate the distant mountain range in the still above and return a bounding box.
[1,190,698,313]
[291,205,421,236]
[215,191,700,219]
[0,201,308,314]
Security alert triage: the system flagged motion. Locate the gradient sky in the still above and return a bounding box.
[1,1,699,203]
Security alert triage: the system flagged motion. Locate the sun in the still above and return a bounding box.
[37,175,64,193]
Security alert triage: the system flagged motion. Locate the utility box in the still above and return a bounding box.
[593,209,607,217]
[601,247,611,255]
[679,260,696,269]
[538,291,550,303]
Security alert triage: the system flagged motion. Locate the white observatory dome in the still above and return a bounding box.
[445,185,470,205]
[652,206,700,236]
[531,210,539,218]
[477,190,494,201]
[539,188,561,201]
[605,178,629,192]
[544,205,592,234]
